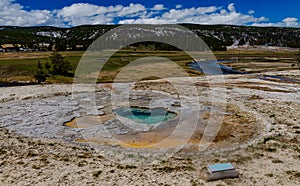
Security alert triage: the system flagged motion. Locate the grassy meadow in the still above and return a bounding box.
[0,49,298,84]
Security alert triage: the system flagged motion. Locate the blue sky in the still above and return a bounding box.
[0,0,299,27]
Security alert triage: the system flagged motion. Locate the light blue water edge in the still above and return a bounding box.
[113,107,177,125]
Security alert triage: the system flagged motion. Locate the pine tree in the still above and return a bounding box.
[45,61,51,71]
[49,51,72,76]
[34,60,47,83]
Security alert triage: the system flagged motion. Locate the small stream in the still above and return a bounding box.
[189,60,246,75]
[189,60,300,84]
[259,75,300,83]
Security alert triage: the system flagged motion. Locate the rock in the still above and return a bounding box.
[86,111,99,116]
[171,101,181,107]
[98,111,105,116]
[200,163,239,182]
[97,106,105,110]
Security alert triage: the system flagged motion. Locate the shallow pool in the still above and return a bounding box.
[113,107,177,125]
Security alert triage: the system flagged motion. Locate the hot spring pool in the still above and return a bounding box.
[113,107,177,125]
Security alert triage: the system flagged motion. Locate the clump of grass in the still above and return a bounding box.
[78,160,88,167]
[272,159,283,164]
[0,149,7,155]
[254,153,264,158]
[213,159,220,163]
[269,114,276,118]
[109,170,115,173]
[161,160,167,164]
[263,136,276,144]
[286,170,295,175]
[116,164,137,169]
[286,171,300,178]
[294,147,300,153]
[32,164,41,170]
[153,166,175,172]
[92,170,102,178]
[39,156,49,164]
[265,173,274,177]
[16,136,24,143]
[153,165,195,172]
[77,153,91,158]
[59,157,70,162]
[265,147,277,152]
[185,157,193,162]
[294,172,300,178]
[190,179,202,186]
[292,126,300,129]
[97,155,104,159]
[231,155,252,164]
[36,140,44,146]
[71,146,80,150]
[16,161,24,165]
[26,151,38,157]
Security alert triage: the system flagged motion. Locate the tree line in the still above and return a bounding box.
[34,51,72,83]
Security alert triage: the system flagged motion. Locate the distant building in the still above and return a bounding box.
[76,45,84,49]
[66,44,84,51]
[1,44,22,52]
[38,43,51,51]
[38,43,50,48]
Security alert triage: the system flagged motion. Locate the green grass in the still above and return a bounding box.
[0,50,297,83]
[0,53,83,82]
[0,58,48,76]
[0,51,191,82]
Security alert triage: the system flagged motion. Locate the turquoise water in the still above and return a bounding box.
[113,107,177,125]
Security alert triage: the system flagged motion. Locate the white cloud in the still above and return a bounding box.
[56,3,147,26]
[248,10,255,15]
[162,6,219,20]
[220,9,227,15]
[283,17,299,27]
[119,18,170,24]
[56,4,118,26]
[0,1,299,28]
[151,4,166,11]
[57,3,107,18]
[227,3,236,12]
[0,1,147,26]
[189,12,263,25]
[0,0,59,26]
[117,3,146,17]
[252,17,300,27]
[175,4,182,9]
[119,4,268,26]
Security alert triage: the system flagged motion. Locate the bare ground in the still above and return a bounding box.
[0,71,300,185]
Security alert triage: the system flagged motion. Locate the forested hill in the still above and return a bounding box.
[0,24,299,51]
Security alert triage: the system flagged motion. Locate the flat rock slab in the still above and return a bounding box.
[208,163,235,173]
[208,169,239,181]
[200,163,239,181]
